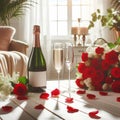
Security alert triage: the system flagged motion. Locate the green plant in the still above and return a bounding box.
[108,37,120,48]
[0,0,35,25]
[88,8,120,31]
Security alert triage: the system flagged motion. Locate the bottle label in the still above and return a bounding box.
[29,71,46,88]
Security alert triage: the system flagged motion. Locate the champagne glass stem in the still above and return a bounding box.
[58,71,60,89]
[68,68,71,97]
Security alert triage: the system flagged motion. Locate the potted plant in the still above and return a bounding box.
[88,0,120,30]
[88,8,120,40]
[0,0,35,25]
[88,8,120,30]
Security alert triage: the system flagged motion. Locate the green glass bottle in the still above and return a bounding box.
[28,25,46,92]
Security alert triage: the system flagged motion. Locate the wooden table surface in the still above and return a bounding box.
[0,80,120,120]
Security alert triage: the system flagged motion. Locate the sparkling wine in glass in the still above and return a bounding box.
[53,42,64,89]
[65,42,74,95]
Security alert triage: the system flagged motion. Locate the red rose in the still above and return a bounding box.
[78,62,86,73]
[13,83,27,96]
[111,67,120,78]
[82,66,96,79]
[101,60,110,71]
[75,78,84,88]
[81,52,88,62]
[112,81,120,93]
[92,81,103,91]
[95,47,104,54]
[91,58,101,69]
[105,50,118,65]
[105,77,113,84]
[92,70,105,83]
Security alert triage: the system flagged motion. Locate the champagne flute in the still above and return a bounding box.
[53,42,64,89]
[65,42,74,95]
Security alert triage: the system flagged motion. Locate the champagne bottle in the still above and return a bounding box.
[28,25,46,92]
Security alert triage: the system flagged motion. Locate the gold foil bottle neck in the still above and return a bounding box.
[33,25,40,47]
[34,25,40,34]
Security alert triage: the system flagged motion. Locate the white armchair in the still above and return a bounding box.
[0,26,28,76]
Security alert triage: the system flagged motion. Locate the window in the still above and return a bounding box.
[49,0,92,36]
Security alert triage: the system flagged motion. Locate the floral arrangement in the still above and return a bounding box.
[0,73,28,100]
[1,73,120,118]
[75,41,120,92]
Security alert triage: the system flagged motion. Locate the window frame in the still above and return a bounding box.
[49,0,91,37]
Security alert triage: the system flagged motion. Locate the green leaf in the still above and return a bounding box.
[97,9,100,13]
[92,13,97,21]
[0,0,36,25]
[18,76,28,85]
[98,15,101,19]
[107,43,116,49]
[76,72,82,78]
[115,37,120,44]
[107,8,113,14]
[88,21,93,29]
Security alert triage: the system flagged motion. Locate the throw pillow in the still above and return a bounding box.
[0,26,16,51]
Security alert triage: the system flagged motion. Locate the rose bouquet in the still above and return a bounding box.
[0,73,28,100]
[75,42,120,92]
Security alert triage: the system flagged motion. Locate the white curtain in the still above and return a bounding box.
[11,0,113,79]
[11,0,51,79]
[12,0,112,43]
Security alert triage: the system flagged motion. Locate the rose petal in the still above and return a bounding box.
[99,91,108,96]
[65,97,74,103]
[51,88,60,97]
[2,106,13,112]
[87,94,96,99]
[67,106,79,113]
[76,90,86,94]
[17,96,28,100]
[34,104,45,110]
[89,110,101,119]
[116,97,120,102]
[40,92,49,100]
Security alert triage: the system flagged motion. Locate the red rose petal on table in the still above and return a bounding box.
[51,88,60,97]
[17,96,28,100]
[2,106,13,112]
[67,106,79,113]
[76,90,86,94]
[89,110,101,119]
[87,94,96,99]
[34,104,45,110]
[65,97,74,103]
[40,92,49,100]
[116,97,120,102]
[99,91,108,96]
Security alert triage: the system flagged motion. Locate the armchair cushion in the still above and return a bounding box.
[0,26,15,51]
[9,39,29,55]
[0,26,29,76]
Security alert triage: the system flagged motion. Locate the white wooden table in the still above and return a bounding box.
[0,80,120,120]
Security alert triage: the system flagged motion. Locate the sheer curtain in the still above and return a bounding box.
[11,0,112,79]
[11,0,51,79]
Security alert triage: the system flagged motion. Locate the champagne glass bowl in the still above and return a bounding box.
[53,42,64,89]
[65,42,74,96]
